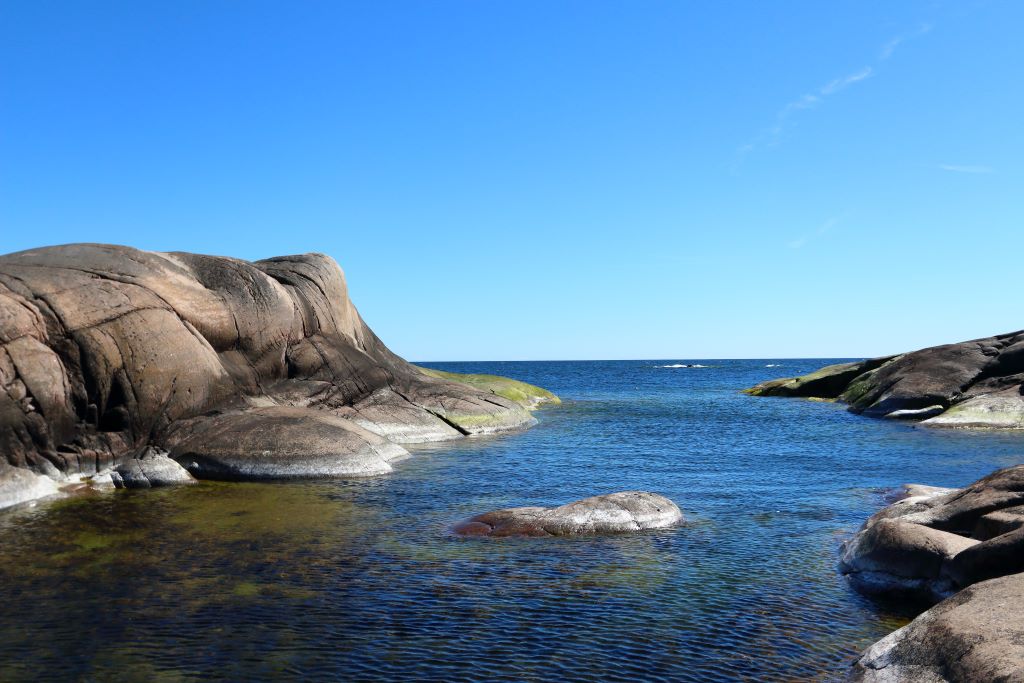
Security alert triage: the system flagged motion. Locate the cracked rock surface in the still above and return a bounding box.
[746,330,1024,428]
[453,491,683,537]
[0,243,543,505]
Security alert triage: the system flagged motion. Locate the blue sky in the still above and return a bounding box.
[2,1,1021,360]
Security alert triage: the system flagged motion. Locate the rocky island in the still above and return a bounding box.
[0,243,558,508]
[746,330,1024,428]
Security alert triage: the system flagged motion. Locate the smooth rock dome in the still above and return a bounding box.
[454,491,683,537]
[0,244,554,505]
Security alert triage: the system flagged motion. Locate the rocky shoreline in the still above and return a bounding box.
[746,330,1024,429]
[843,468,1024,681]
[0,244,558,509]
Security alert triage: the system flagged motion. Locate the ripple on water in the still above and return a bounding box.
[2,359,1022,681]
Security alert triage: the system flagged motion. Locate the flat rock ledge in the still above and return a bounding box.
[843,466,1024,682]
[745,329,1024,429]
[453,491,683,537]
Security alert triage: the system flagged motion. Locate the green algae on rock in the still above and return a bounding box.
[414,365,560,410]
[743,357,896,400]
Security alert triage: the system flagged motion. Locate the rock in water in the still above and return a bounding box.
[0,244,553,506]
[746,329,1024,428]
[839,466,1024,601]
[453,491,683,537]
[111,448,196,488]
[844,467,1024,681]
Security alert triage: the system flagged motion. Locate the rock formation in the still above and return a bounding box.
[453,491,683,536]
[839,466,1024,601]
[0,243,556,507]
[843,467,1024,681]
[849,572,1024,682]
[746,330,1024,428]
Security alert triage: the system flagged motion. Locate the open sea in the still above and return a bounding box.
[2,359,1022,682]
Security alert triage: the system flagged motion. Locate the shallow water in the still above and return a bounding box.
[2,359,1022,682]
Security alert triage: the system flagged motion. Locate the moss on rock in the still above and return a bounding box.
[414,366,560,410]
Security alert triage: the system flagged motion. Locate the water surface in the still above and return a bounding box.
[2,360,1022,681]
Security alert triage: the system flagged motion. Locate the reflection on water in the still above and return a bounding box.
[1,359,1022,681]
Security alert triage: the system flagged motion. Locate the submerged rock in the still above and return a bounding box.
[746,329,1024,429]
[0,244,555,507]
[453,491,683,537]
[850,572,1024,682]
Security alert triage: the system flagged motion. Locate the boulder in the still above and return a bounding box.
[850,572,1024,682]
[900,465,1024,534]
[454,491,683,537]
[112,450,197,488]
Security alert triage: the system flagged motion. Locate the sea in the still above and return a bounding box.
[1,359,1021,682]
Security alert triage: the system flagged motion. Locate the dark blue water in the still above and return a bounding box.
[1,360,1022,682]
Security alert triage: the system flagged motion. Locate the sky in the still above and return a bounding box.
[1,1,1021,361]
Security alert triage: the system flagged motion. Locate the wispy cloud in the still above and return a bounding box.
[879,23,932,61]
[939,164,994,174]
[755,67,874,150]
[820,67,874,95]
[789,217,842,250]
[735,23,932,166]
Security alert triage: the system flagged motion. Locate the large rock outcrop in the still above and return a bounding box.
[0,244,550,505]
[453,491,683,537]
[839,466,1024,601]
[746,330,1024,428]
[844,467,1024,681]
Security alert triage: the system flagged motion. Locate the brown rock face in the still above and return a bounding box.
[0,244,535,491]
[839,466,1024,602]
